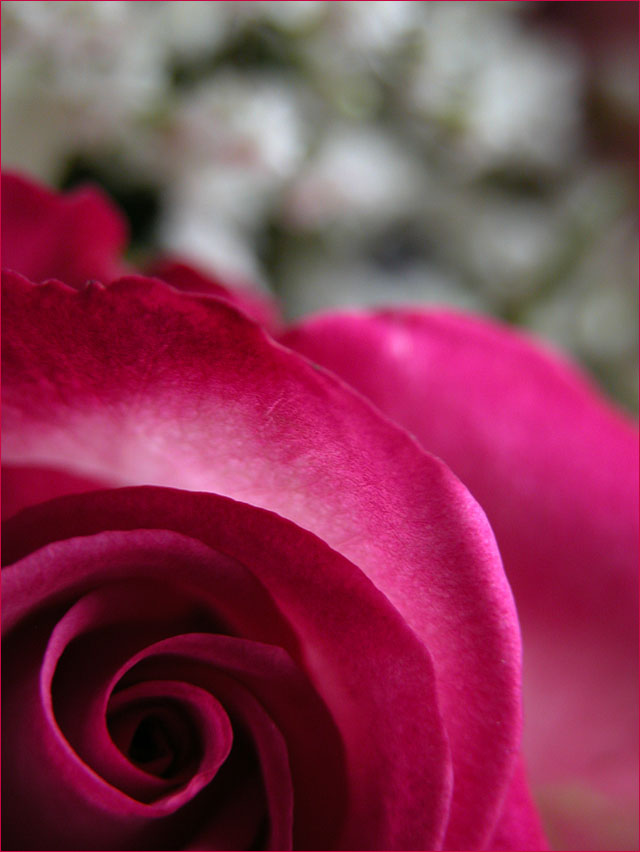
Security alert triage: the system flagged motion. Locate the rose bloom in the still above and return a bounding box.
[1,174,637,851]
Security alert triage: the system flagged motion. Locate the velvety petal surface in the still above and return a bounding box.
[1,172,128,286]
[3,487,455,850]
[282,309,639,851]
[2,272,525,848]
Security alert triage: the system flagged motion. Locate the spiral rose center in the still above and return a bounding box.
[128,716,173,763]
[108,699,198,780]
[127,714,175,775]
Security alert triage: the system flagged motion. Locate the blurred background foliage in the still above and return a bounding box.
[2,1,637,412]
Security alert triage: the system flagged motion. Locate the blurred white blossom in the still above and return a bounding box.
[327,1,418,54]
[284,126,424,230]
[166,74,305,179]
[463,199,559,299]
[407,3,582,170]
[153,73,307,238]
[142,1,233,58]
[2,1,162,178]
[1,0,636,410]
[277,247,484,319]
[241,2,325,33]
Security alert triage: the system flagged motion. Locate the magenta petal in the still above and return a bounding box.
[192,676,294,851]
[3,272,524,847]
[146,259,282,331]
[1,172,128,287]
[282,308,639,850]
[2,527,299,647]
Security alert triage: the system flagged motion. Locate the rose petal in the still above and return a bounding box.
[282,308,639,850]
[1,172,128,287]
[3,527,301,651]
[2,272,524,847]
[146,259,282,332]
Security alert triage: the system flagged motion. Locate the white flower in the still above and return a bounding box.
[284,126,424,230]
[241,1,325,32]
[140,1,233,58]
[276,246,482,319]
[407,3,582,170]
[2,0,163,176]
[165,73,306,179]
[327,1,418,54]
[464,199,559,299]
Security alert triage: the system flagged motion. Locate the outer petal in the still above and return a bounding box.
[146,259,282,332]
[3,487,453,850]
[1,172,128,286]
[282,309,639,851]
[3,272,524,849]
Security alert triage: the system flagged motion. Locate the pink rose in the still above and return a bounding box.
[2,268,542,850]
[2,173,634,849]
